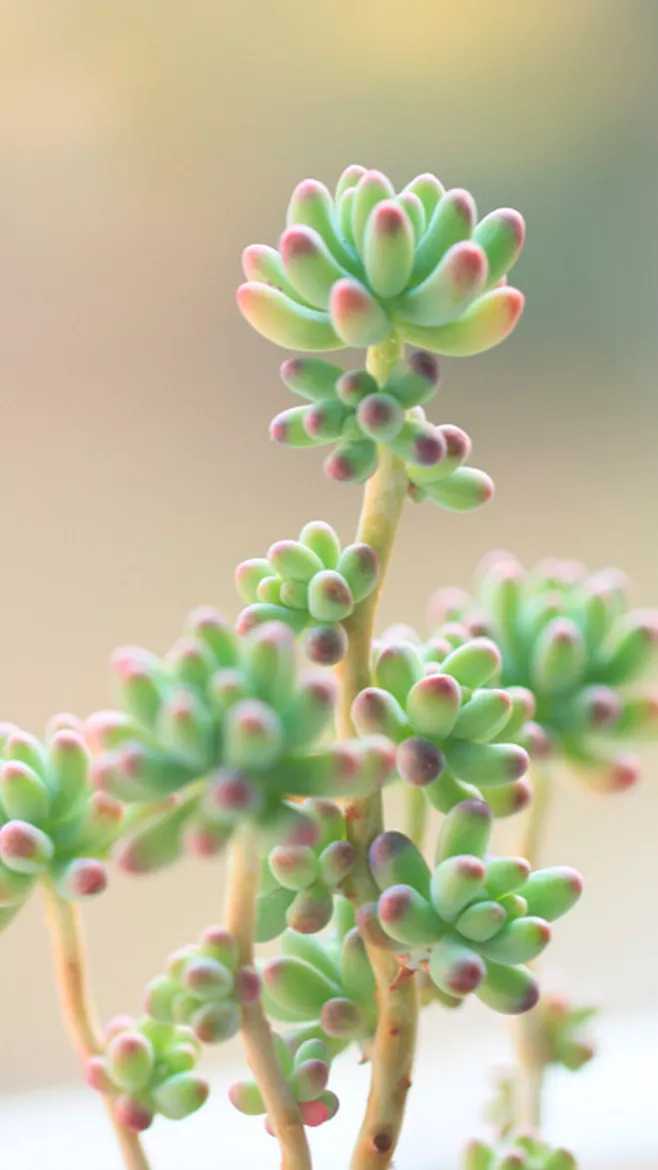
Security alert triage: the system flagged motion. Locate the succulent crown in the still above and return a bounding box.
[237,166,525,355]
[431,553,658,790]
[0,720,122,928]
[367,799,582,1014]
[352,630,532,818]
[90,615,395,871]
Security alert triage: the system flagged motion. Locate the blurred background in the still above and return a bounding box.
[1,0,657,1164]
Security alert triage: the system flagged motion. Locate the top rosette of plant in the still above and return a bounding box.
[431,554,658,790]
[237,165,525,355]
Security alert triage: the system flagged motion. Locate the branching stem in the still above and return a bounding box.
[337,337,419,1170]
[41,878,151,1170]
[225,824,312,1170]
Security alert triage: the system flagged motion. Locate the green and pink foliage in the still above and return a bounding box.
[0,719,122,928]
[88,617,395,871]
[367,800,581,1014]
[237,166,524,355]
[353,629,533,817]
[88,1016,208,1130]
[431,553,658,790]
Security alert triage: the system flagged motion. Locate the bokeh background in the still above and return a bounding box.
[1,0,657,1163]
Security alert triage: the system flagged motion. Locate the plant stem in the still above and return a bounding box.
[513,763,553,1132]
[41,878,151,1170]
[225,824,312,1170]
[337,338,419,1170]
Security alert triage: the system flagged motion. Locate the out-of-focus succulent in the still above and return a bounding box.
[463,1135,577,1170]
[87,1016,208,1130]
[235,522,379,665]
[365,800,582,1014]
[431,554,658,791]
[144,926,260,1044]
[0,720,122,930]
[229,1033,339,1131]
[352,631,532,817]
[237,166,525,356]
[531,995,596,1072]
[89,616,395,869]
[256,799,355,940]
[261,899,377,1044]
[269,353,494,510]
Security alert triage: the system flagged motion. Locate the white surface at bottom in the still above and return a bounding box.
[1,1012,656,1169]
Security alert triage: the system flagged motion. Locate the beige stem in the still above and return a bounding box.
[513,763,553,1132]
[225,825,312,1170]
[335,338,420,1170]
[41,879,151,1170]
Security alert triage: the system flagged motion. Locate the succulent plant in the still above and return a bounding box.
[256,799,355,940]
[229,1034,339,1131]
[89,616,395,867]
[235,521,379,664]
[237,166,525,356]
[352,631,532,817]
[261,899,377,1044]
[9,162,646,1170]
[430,553,658,790]
[269,352,494,510]
[366,800,581,1013]
[0,719,122,929]
[87,1016,208,1130]
[464,1136,577,1170]
[144,926,260,1044]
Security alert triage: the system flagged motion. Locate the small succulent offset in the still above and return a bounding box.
[533,996,596,1072]
[145,926,259,1045]
[256,799,355,939]
[270,351,493,510]
[235,521,379,664]
[87,1017,208,1130]
[4,164,652,1170]
[431,553,658,789]
[367,801,581,1012]
[464,1136,576,1170]
[262,900,377,1046]
[0,720,122,928]
[352,633,533,816]
[229,1034,340,1132]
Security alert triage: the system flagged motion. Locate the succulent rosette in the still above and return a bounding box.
[269,352,494,509]
[431,553,658,790]
[87,1016,208,1131]
[235,521,379,665]
[365,800,582,1014]
[237,165,525,356]
[89,615,395,869]
[256,799,355,940]
[530,994,596,1072]
[464,1136,577,1170]
[145,925,260,1045]
[0,720,123,929]
[260,898,377,1046]
[229,1033,339,1132]
[352,629,532,817]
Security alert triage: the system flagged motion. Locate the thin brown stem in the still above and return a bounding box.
[225,824,312,1170]
[513,763,553,1133]
[334,338,419,1170]
[41,878,151,1170]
